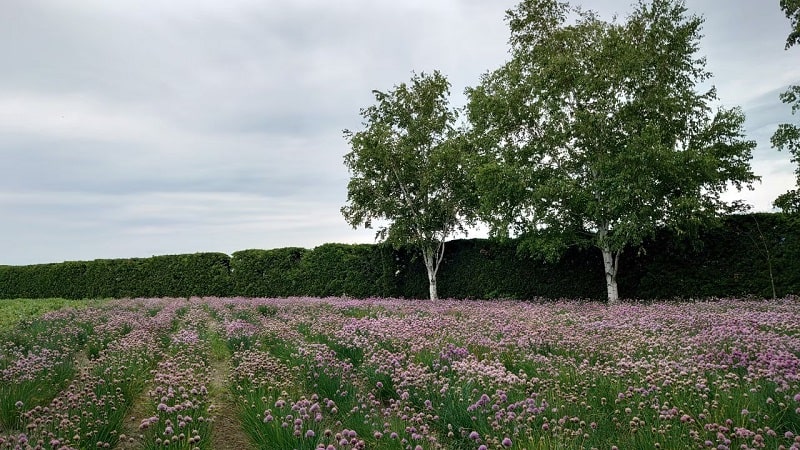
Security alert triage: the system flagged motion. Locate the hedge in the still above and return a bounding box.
[294,243,397,298]
[0,213,798,300]
[230,247,306,297]
[619,213,800,299]
[0,253,231,299]
[391,213,800,300]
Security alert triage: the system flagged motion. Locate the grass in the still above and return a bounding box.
[0,298,101,332]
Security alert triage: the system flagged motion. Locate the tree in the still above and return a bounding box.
[342,71,474,300]
[772,0,800,213]
[771,87,800,213]
[781,0,800,49]
[467,0,758,304]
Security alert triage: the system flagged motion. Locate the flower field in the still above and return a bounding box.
[0,297,799,450]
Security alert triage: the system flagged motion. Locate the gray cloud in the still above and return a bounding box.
[1,0,798,265]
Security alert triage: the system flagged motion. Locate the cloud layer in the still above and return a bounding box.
[2,0,798,265]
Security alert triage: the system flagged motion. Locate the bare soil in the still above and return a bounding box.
[208,357,252,450]
[115,384,152,450]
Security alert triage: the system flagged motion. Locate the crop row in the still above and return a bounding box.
[1,297,799,449]
[212,297,800,450]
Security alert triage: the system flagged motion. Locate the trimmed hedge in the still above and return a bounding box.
[619,213,800,299]
[428,240,606,300]
[231,244,399,298]
[0,214,798,300]
[295,243,397,298]
[230,247,306,297]
[0,253,231,299]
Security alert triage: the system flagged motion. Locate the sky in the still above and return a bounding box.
[1,0,798,266]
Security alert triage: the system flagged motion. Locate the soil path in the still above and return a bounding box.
[114,382,153,450]
[208,356,253,450]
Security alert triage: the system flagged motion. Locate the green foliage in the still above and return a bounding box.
[1,215,798,300]
[397,239,605,300]
[781,0,800,48]
[622,213,800,299]
[342,71,476,299]
[231,245,401,298]
[467,0,758,302]
[771,75,800,212]
[140,252,232,297]
[398,214,800,300]
[0,358,76,431]
[0,253,231,299]
[342,71,474,247]
[0,298,99,332]
[296,243,397,298]
[230,247,306,297]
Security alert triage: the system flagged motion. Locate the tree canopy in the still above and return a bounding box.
[772,0,800,213]
[781,0,800,49]
[467,0,758,303]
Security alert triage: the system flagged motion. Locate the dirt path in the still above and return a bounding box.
[114,383,152,450]
[208,357,253,450]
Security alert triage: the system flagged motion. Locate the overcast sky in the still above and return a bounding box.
[1,0,798,266]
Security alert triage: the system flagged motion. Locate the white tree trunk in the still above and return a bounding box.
[428,271,438,301]
[422,250,439,301]
[421,242,445,301]
[601,246,620,305]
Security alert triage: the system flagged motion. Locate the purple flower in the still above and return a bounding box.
[502,437,512,447]
[224,319,258,339]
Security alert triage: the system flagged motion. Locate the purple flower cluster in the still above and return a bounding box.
[221,296,800,449]
[223,319,258,340]
[137,305,214,450]
[3,296,800,450]
[1,347,69,383]
[0,303,174,449]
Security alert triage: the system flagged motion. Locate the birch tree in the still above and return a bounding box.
[467,0,758,304]
[772,0,800,213]
[342,71,474,300]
